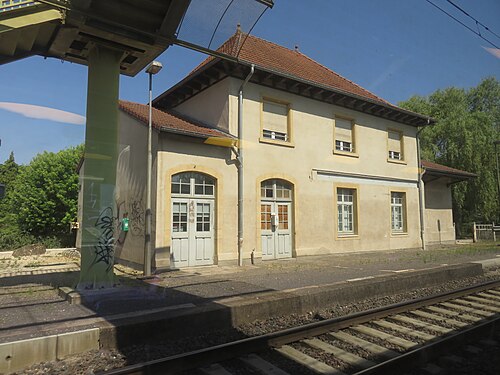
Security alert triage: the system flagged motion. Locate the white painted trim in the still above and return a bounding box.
[315,170,418,188]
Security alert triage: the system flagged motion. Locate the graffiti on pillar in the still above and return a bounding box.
[91,206,115,272]
[128,198,145,235]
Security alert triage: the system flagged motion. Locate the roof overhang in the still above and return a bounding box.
[423,168,477,185]
[154,58,435,127]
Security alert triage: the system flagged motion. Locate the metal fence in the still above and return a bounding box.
[473,222,500,242]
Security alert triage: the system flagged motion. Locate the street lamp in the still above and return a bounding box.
[144,60,162,277]
[495,140,500,222]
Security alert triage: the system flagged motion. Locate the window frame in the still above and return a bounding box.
[171,172,216,198]
[390,191,407,234]
[335,185,359,238]
[387,128,405,164]
[259,97,294,148]
[333,115,358,158]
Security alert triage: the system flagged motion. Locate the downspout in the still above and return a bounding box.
[417,122,429,251]
[237,64,255,267]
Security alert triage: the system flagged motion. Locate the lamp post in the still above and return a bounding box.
[495,140,500,222]
[144,60,162,277]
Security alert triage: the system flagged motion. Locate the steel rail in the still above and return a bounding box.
[354,313,500,374]
[99,279,500,375]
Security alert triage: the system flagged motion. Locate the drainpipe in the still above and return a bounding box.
[417,122,429,251]
[237,64,255,267]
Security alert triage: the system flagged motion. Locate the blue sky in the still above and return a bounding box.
[0,0,499,165]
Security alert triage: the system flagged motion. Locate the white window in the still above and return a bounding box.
[171,172,215,197]
[335,117,354,153]
[262,100,289,142]
[391,192,406,232]
[388,130,403,160]
[337,188,356,234]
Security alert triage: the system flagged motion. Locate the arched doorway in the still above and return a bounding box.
[260,179,293,260]
[171,172,215,268]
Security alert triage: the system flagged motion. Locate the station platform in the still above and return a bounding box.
[1,245,500,373]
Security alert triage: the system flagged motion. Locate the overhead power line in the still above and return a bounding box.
[424,0,499,49]
[446,0,500,40]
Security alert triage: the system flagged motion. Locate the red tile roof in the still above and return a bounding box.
[188,30,390,105]
[422,160,476,178]
[119,100,232,139]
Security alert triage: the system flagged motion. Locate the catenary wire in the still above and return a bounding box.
[446,0,500,40]
[424,0,499,49]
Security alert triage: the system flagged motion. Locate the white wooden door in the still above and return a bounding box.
[261,201,292,260]
[171,198,214,267]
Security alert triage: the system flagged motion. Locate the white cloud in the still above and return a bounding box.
[483,47,500,59]
[0,102,85,125]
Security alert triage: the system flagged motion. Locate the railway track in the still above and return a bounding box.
[100,280,500,375]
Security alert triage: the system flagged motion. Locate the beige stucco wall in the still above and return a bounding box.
[224,80,422,260]
[112,112,159,268]
[424,178,455,245]
[154,134,237,267]
[175,78,230,131]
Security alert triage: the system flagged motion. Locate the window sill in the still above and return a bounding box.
[259,137,295,148]
[387,158,407,165]
[337,234,359,240]
[391,231,408,237]
[333,150,359,158]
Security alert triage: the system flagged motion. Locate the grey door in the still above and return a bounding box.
[171,173,215,268]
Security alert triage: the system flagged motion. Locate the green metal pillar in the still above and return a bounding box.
[78,44,122,289]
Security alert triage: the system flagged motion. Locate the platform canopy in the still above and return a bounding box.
[0,0,274,76]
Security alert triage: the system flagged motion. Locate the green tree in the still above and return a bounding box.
[399,77,500,229]
[0,152,24,250]
[11,145,83,239]
[0,151,19,191]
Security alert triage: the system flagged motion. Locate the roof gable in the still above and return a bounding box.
[154,31,433,127]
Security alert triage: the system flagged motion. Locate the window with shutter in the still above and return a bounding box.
[388,130,403,160]
[262,100,289,142]
[334,117,354,153]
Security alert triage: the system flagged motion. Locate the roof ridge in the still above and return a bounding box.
[232,32,390,104]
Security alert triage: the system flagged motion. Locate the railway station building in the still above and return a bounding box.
[77,31,475,270]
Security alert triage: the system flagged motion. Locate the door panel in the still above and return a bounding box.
[171,200,189,268]
[261,234,274,259]
[192,201,214,265]
[276,203,292,258]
